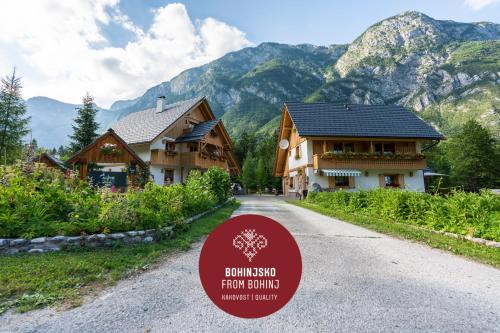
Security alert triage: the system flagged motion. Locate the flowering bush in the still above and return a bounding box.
[0,164,232,238]
[321,151,425,160]
[100,143,122,156]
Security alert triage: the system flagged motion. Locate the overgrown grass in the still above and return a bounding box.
[289,200,500,268]
[0,200,239,314]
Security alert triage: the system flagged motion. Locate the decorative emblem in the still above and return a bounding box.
[233,229,268,262]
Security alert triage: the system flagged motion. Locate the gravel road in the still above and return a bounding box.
[1,195,499,332]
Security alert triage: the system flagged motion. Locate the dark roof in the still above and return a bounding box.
[112,97,204,144]
[32,153,67,170]
[175,120,219,143]
[285,102,444,139]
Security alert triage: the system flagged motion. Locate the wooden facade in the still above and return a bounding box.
[33,153,67,171]
[273,103,442,194]
[144,99,239,181]
[66,129,147,186]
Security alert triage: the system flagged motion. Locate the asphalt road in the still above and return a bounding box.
[1,195,499,333]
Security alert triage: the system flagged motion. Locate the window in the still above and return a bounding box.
[333,143,343,154]
[344,143,354,153]
[189,143,198,152]
[335,176,349,187]
[289,177,294,188]
[295,146,301,159]
[384,175,399,187]
[165,142,175,152]
[384,143,395,155]
[164,169,174,185]
[375,143,395,155]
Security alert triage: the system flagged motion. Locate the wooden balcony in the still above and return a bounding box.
[181,152,227,169]
[150,149,180,165]
[313,153,427,170]
[150,149,227,170]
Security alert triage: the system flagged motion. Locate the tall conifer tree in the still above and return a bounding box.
[0,69,30,164]
[69,93,99,153]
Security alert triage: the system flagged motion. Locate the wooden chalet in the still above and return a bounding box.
[66,129,147,188]
[273,102,444,196]
[112,96,239,185]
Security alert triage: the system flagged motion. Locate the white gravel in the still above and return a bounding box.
[1,195,499,333]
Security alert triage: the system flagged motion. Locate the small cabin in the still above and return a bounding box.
[66,129,148,190]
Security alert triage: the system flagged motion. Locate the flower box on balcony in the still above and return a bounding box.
[321,151,424,160]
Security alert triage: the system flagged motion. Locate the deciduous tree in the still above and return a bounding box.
[445,120,499,191]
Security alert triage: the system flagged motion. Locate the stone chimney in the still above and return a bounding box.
[156,96,166,113]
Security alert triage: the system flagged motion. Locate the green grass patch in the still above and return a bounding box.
[288,200,500,268]
[0,200,239,314]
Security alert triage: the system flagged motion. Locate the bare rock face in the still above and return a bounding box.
[102,11,499,137]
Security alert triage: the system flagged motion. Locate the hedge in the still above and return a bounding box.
[306,189,500,241]
[0,163,231,239]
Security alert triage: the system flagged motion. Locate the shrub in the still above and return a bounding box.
[306,189,500,241]
[204,167,231,203]
[0,163,232,238]
[183,170,216,215]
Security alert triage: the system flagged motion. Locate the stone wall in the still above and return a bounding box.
[0,227,173,255]
[0,201,228,255]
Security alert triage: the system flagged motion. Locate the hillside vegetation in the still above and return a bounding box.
[105,11,499,139]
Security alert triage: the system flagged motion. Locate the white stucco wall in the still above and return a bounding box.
[131,144,151,162]
[307,168,425,192]
[306,167,329,188]
[150,165,163,186]
[149,165,183,186]
[288,140,311,170]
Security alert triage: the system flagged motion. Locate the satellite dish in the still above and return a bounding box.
[279,139,289,150]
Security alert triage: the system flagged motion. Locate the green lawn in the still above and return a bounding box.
[0,201,239,314]
[288,200,500,268]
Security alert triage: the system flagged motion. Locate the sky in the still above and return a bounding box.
[0,0,498,108]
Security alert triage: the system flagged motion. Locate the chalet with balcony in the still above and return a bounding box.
[273,102,444,195]
[112,96,239,186]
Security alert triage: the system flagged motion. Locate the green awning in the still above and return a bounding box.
[321,169,362,177]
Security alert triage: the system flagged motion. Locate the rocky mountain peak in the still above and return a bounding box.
[334,11,499,77]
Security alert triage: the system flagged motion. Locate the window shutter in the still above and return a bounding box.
[348,176,355,188]
[379,174,385,188]
[328,176,335,189]
[399,174,405,188]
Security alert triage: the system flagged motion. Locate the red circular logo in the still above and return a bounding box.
[199,214,302,318]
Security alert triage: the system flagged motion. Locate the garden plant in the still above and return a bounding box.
[0,162,232,239]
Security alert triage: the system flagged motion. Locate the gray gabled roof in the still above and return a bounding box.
[175,120,219,143]
[285,102,444,139]
[112,97,204,144]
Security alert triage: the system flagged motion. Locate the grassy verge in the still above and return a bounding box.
[0,200,239,314]
[288,200,500,268]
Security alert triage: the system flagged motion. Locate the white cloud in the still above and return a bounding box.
[0,1,252,107]
[464,0,500,10]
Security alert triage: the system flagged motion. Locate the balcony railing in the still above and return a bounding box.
[150,149,180,165]
[313,152,427,170]
[151,149,227,170]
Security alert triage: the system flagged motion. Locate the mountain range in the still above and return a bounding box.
[26,11,500,148]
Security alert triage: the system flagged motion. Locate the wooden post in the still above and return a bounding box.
[323,140,326,153]
[79,162,88,180]
[370,141,374,153]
